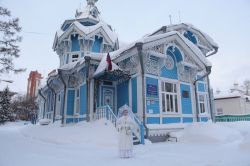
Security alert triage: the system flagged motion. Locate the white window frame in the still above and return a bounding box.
[198,93,208,114]
[160,79,180,115]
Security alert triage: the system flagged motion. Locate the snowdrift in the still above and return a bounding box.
[240,133,250,150]
[177,122,243,144]
[21,120,118,147]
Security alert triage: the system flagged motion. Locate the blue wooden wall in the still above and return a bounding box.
[180,84,192,114]
[92,36,103,53]
[183,117,193,123]
[67,89,75,116]
[71,34,80,52]
[160,47,180,79]
[198,82,206,92]
[60,91,64,116]
[117,81,129,110]
[162,117,181,124]
[131,77,137,113]
[147,117,160,124]
[80,84,87,115]
[146,77,160,115]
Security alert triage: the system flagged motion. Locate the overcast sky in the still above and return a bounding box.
[0,0,250,94]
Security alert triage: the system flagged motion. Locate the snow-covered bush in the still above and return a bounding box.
[39,119,51,125]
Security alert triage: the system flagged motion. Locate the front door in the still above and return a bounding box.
[102,87,115,112]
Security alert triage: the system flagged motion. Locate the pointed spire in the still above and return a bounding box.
[75,0,100,20]
[87,0,98,6]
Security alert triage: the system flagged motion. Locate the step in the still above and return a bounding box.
[132,134,140,145]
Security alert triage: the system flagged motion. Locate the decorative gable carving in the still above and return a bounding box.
[118,55,138,75]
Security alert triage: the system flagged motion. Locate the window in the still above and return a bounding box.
[161,81,179,113]
[66,54,69,64]
[198,94,206,114]
[75,89,80,114]
[72,54,79,62]
[217,108,223,115]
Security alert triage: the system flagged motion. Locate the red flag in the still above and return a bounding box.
[106,53,112,71]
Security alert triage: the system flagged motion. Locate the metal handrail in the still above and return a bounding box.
[130,112,145,144]
[96,105,117,126]
[95,105,145,144]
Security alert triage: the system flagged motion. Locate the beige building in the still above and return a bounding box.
[214,84,250,122]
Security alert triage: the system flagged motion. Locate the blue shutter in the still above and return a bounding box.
[132,77,137,113]
[80,84,87,115]
[67,90,75,116]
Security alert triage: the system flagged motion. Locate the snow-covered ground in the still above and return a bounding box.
[0,120,250,166]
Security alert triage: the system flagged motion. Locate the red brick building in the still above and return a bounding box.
[27,71,42,98]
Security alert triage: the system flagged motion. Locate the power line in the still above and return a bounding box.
[22,31,53,36]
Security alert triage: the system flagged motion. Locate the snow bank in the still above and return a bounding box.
[20,120,118,147]
[177,122,242,144]
[240,133,250,150]
[0,121,29,131]
[218,122,250,150]
[218,121,250,136]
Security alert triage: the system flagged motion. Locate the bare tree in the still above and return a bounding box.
[0,6,25,73]
[12,94,38,121]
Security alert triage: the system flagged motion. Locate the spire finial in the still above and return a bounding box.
[87,0,98,6]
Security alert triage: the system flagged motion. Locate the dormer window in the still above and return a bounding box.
[184,31,198,45]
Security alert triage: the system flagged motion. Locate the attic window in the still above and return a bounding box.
[72,54,79,62]
[184,31,198,45]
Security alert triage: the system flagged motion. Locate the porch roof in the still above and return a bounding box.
[93,53,121,77]
[93,54,130,81]
[94,69,130,82]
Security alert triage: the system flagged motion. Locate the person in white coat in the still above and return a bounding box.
[116,105,136,158]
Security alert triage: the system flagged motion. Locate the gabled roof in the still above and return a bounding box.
[150,23,218,55]
[110,30,212,67]
[214,91,250,100]
[53,20,118,50]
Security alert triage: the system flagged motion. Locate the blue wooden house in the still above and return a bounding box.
[38,0,219,143]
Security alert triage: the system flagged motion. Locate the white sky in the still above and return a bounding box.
[0,0,250,94]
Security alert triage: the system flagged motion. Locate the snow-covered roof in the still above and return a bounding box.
[109,31,212,67]
[183,23,218,48]
[151,23,219,50]
[54,20,118,50]
[94,54,121,77]
[214,91,242,99]
[53,0,118,50]
[59,53,103,71]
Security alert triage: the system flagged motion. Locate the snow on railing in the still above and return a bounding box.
[95,105,117,126]
[130,112,145,144]
[95,105,144,144]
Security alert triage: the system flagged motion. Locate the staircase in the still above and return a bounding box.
[95,105,145,145]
